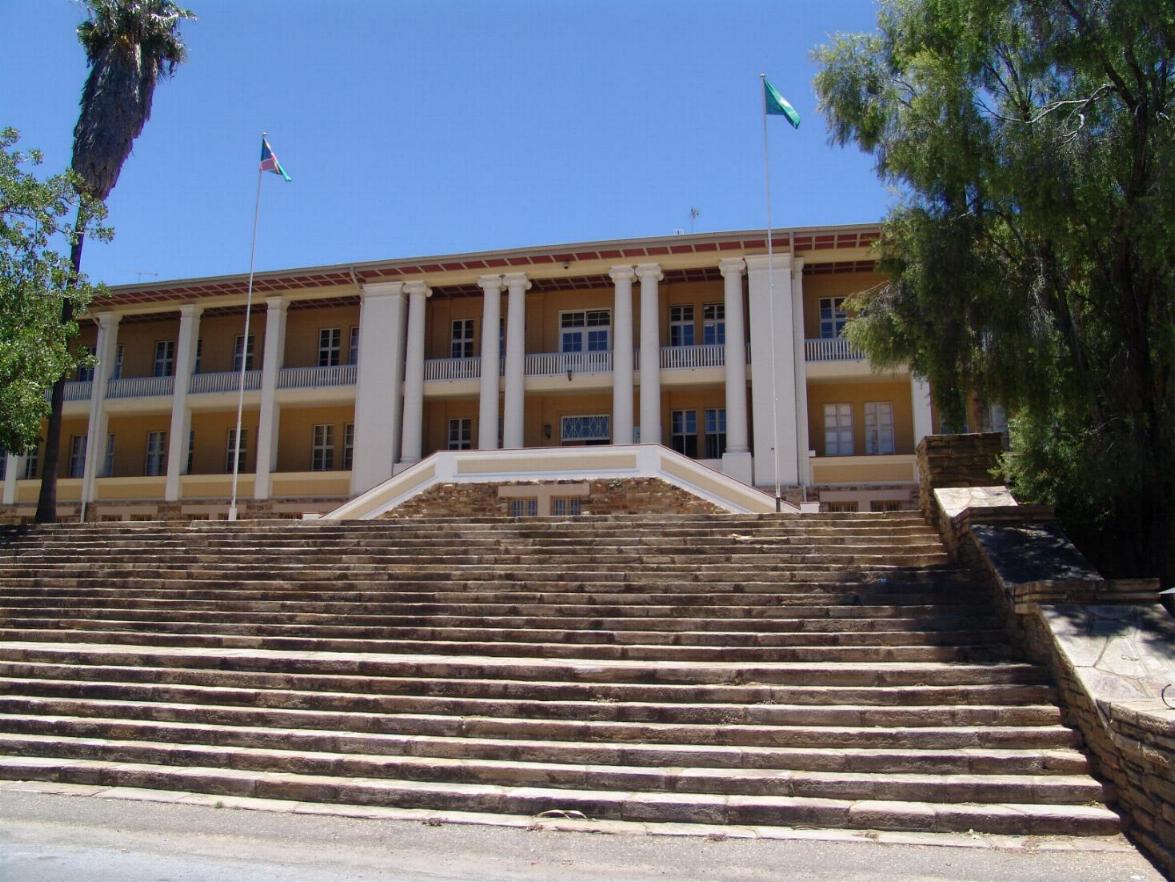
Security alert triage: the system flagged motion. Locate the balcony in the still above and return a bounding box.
[805,337,864,361]
[106,375,175,399]
[189,370,261,394]
[660,343,726,370]
[63,381,92,401]
[277,364,357,389]
[527,350,612,376]
[424,356,480,382]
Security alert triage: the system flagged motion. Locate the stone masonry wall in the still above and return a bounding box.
[916,432,1005,518]
[380,478,726,519]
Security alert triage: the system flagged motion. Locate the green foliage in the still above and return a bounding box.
[0,129,107,455]
[815,0,1175,580]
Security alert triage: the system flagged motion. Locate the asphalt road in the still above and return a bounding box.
[0,790,1164,882]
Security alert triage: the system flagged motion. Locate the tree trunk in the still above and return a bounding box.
[33,216,86,524]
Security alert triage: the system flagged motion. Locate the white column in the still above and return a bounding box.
[477,274,504,450]
[912,375,934,446]
[636,263,663,445]
[254,296,288,499]
[81,312,121,510]
[502,272,530,449]
[791,257,811,486]
[351,281,407,495]
[164,305,202,502]
[3,454,24,505]
[746,253,799,489]
[398,281,431,466]
[718,258,752,483]
[609,266,635,445]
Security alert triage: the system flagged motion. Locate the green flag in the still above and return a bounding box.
[764,79,801,129]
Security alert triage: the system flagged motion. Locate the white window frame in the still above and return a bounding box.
[318,328,342,367]
[153,340,175,377]
[226,426,248,473]
[559,310,610,353]
[343,423,355,470]
[560,414,610,445]
[145,431,167,476]
[447,418,472,450]
[348,326,359,365]
[450,320,475,359]
[670,409,698,457]
[824,403,854,456]
[702,303,725,346]
[864,401,896,455]
[819,297,848,339]
[193,338,203,374]
[669,305,695,347]
[76,345,97,382]
[311,424,335,471]
[186,428,195,474]
[102,433,115,478]
[23,447,38,479]
[68,435,87,479]
[704,407,727,459]
[233,335,255,372]
[112,345,124,380]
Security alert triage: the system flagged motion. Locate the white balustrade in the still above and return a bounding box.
[277,364,358,389]
[804,337,863,361]
[63,381,92,401]
[106,375,175,399]
[188,370,261,394]
[525,350,613,377]
[423,357,481,382]
[659,343,726,370]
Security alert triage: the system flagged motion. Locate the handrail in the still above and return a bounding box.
[804,337,863,361]
[277,364,357,389]
[189,370,261,394]
[106,375,175,399]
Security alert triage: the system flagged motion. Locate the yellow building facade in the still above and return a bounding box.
[0,225,936,520]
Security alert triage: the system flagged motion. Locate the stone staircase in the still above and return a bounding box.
[0,513,1120,836]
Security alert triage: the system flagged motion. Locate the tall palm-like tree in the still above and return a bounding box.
[36,0,195,522]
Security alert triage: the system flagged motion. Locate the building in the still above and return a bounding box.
[0,224,937,521]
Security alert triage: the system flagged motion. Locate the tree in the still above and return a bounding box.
[36,0,195,522]
[814,0,1175,584]
[0,129,105,457]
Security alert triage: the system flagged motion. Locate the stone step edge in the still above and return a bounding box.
[0,732,1105,802]
[0,756,1122,835]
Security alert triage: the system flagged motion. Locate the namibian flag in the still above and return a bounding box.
[764,79,801,129]
[259,137,292,182]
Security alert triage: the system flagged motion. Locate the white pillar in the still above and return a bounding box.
[398,281,431,465]
[746,253,799,489]
[164,305,202,502]
[718,258,752,483]
[81,312,121,510]
[477,274,504,450]
[3,454,23,505]
[254,296,288,499]
[912,375,934,446]
[636,263,663,445]
[502,272,530,449]
[791,257,811,486]
[351,281,407,495]
[609,266,635,445]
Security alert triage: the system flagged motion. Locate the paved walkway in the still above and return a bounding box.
[0,786,1164,882]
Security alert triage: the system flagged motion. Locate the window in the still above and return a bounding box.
[153,340,175,377]
[447,418,472,450]
[705,408,727,459]
[703,304,725,346]
[193,339,203,374]
[68,435,87,479]
[186,429,195,474]
[145,431,167,476]
[824,403,853,456]
[824,501,859,513]
[233,335,255,372]
[311,424,335,470]
[112,345,124,380]
[76,345,97,382]
[24,447,38,479]
[451,320,475,358]
[226,427,248,473]
[343,423,355,470]
[872,500,905,512]
[348,327,359,365]
[864,401,895,455]
[509,498,538,517]
[318,328,342,367]
[670,409,698,457]
[819,297,848,339]
[551,497,582,516]
[560,414,610,445]
[560,310,610,353]
[103,434,115,478]
[669,305,695,347]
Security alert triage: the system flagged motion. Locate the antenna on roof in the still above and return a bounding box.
[671,228,686,236]
[689,207,700,232]
[135,272,159,283]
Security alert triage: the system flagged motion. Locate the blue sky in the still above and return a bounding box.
[0,1,891,287]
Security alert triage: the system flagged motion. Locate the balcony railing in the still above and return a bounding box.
[277,364,357,389]
[526,350,613,376]
[424,356,481,382]
[805,337,864,361]
[106,375,175,399]
[660,343,726,370]
[63,381,92,401]
[189,370,261,394]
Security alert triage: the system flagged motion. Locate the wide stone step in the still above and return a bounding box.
[0,732,1105,805]
[0,756,1119,835]
[0,678,1062,727]
[0,713,1090,774]
[0,628,1015,662]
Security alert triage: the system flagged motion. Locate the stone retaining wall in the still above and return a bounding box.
[916,433,1004,518]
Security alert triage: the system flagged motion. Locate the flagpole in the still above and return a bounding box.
[760,73,783,513]
[228,134,266,522]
